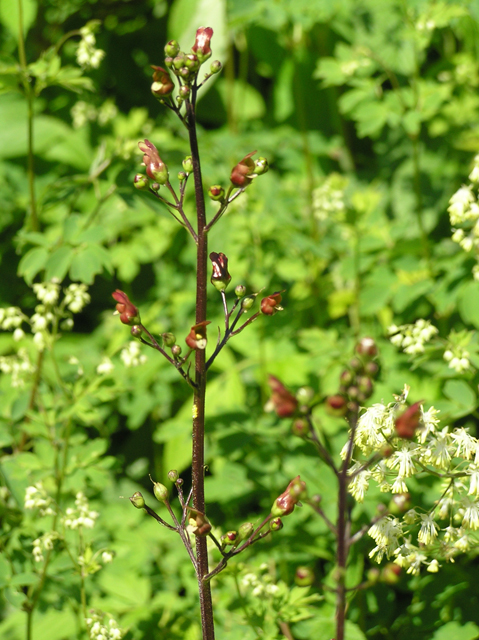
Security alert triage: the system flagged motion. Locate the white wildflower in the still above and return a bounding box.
[102,551,114,563]
[388,445,417,478]
[417,513,438,545]
[448,185,475,225]
[348,464,371,503]
[427,559,440,572]
[451,427,477,459]
[461,497,479,530]
[97,357,115,375]
[64,283,91,313]
[120,341,147,368]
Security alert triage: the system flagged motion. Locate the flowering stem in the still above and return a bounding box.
[185,84,215,640]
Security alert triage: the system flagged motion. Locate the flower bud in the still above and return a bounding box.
[192,26,214,62]
[138,139,169,184]
[395,401,422,439]
[241,295,256,311]
[179,85,190,100]
[237,522,254,542]
[164,40,180,58]
[231,150,257,187]
[356,336,378,359]
[295,566,314,587]
[381,563,401,585]
[129,491,145,509]
[171,344,182,357]
[173,53,186,69]
[326,394,348,416]
[367,568,380,585]
[168,469,179,482]
[357,375,373,399]
[296,386,314,403]
[162,332,176,346]
[112,290,141,326]
[182,156,193,173]
[134,173,149,190]
[340,369,354,387]
[185,320,210,350]
[208,185,225,201]
[153,481,168,503]
[210,60,222,74]
[221,531,238,545]
[261,291,283,315]
[266,375,298,418]
[347,385,359,400]
[184,53,200,71]
[255,157,269,175]
[131,325,142,338]
[209,252,232,292]
[164,56,173,68]
[178,171,187,182]
[349,357,364,373]
[388,493,411,515]
[188,508,212,537]
[270,517,283,531]
[178,66,190,79]
[235,284,246,298]
[291,418,309,437]
[271,476,307,517]
[365,361,379,378]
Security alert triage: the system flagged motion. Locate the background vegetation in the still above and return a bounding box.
[2,0,479,638]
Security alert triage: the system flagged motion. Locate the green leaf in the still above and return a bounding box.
[9,572,37,587]
[44,245,73,281]
[69,244,111,284]
[458,281,479,329]
[431,621,479,640]
[17,247,48,284]
[0,0,37,42]
[442,379,476,415]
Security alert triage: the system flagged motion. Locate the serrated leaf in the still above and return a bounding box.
[44,245,73,281]
[17,247,49,284]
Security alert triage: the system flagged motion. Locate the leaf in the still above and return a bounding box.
[17,247,48,284]
[69,244,112,284]
[458,281,479,330]
[0,0,37,42]
[442,379,476,416]
[44,245,74,281]
[431,621,479,640]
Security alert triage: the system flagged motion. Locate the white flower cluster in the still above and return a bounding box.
[32,532,59,563]
[76,25,105,69]
[120,341,147,368]
[345,391,479,572]
[312,173,348,222]
[241,570,281,598]
[71,99,118,130]
[448,154,479,278]
[86,612,122,640]
[63,492,99,530]
[0,307,26,330]
[0,348,35,387]
[96,357,115,375]
[24,483,56,516]
[64,283,91,313]
[443,346,471,373]
[33,281,61,305]
[388,319,438,355]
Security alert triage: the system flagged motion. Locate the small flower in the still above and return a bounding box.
[112,290,140,326]
[151,65,174,96]
[138,139,169,184]
[64,283,90,313]
[192,26,214,61]
[102,551,114,563]
[185,320,210,350]
[96,357,114,375]
[271,476,307,517]
[230,151,257,187]
[260,292,283,316]
[417,513,438,545]
[120,341,147,367]
[209,252,232,291]
[265,375,298,418]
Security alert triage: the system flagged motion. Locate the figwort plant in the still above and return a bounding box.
[112,28,304,640]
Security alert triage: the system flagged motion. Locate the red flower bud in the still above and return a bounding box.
[271,476,307,517]
[261,291,283,315]
[230,150,257,187]
[151,65,174,96]
[187,508,211,537]
[185,320,211,350]
[209,252,232,291]
[192,26,214,61]
[266,375,298,418]
[395,401,422,439]
[112,290,140,325]
[138,139,168,184]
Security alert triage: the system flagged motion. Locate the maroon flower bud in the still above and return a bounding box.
[130,325,142,338]
[179,85,190,100]
[129,491,145,509]
[138,139,168,184]
[395,401,422,439]
[208,185,225,201]
[192,26,214,61]
[271,476,307,517]
[356,336,378,359]
[270,517,283,531]
[164,40,180,58]
[291,418,309,438]
[151,65,174,96]
[209,252,232,292]
[266,375,298,418]
[185,320,211,350]
[171,344,182,357]
[326,394,348,416]
[133,173,149,190]
[112,290,140,326]
[261,291,283,315]
[295,566,314,587]
[230,150,257,187]
[222,531,238,545]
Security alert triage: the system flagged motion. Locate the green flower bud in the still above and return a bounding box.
[179,85,190,100]
[221,531,238,545]
[291,418,309,438]
[237,522,254,542]
[134,174,149,190]
[129,491,145,509]
[210,60,222,74]
[151,182,160,191]
[162,332,176,346]
[255,157,269,175]
[184,53,200,71]
[164,56,173,68]
[171,344,182,357]
[178,171,187,182]
[208,185,225,201]
[235,284,246,298]
[165,40,180,58]
[295,566,314,587]
[182,156,193,173]
[153,481,168,503]
[296,386,314,403]
[168,469,179,482]
[173,54,186,70]
[241,295,256,311]
[270,517,283,531]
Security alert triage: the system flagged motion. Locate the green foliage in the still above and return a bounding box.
[2,0,479,639]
